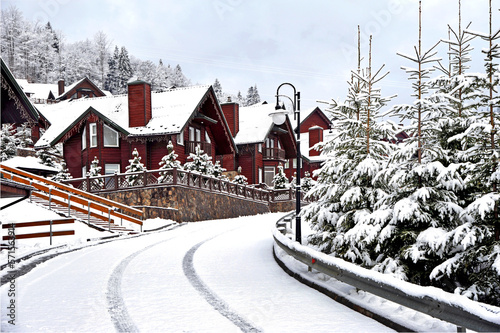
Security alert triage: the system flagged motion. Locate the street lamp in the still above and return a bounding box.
[269,82,302,244]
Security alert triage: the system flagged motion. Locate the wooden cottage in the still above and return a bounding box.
[35,80,237,178]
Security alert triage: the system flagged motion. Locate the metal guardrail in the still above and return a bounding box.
[273,213,500,333]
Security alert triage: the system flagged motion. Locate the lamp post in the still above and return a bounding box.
[269,82,301,244]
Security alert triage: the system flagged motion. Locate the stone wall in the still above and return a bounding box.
[100,185,271,222]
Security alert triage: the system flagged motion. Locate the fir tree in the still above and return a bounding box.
[36,147,58,168]
[184,145,213,175]
[117,46,133,93]
[245,84,261,106]
[125,148,146,186]
[301,171,316,194]
[0,124,17,161]
[104,46,119,93]
[272,164,288,189]
[213,78,223,101]
[87,156,104,189]
[158,141,182,183]
[51,160,72,182]
[304,34,397,272]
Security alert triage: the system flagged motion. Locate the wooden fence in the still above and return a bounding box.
[62,168,306,204]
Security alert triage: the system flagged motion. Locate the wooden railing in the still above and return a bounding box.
[2,219,74,245]
[263,148,285,161]
[61,168,308,204]
[0,164,143,230]
[185,141,212,155]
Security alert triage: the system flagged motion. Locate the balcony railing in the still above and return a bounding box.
[185,141,212,155]
[263,147,285,161]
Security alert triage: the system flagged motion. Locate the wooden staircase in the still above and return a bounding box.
[1,164,143,235]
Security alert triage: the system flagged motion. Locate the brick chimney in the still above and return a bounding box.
[128,79,152,128]
[221,98,239,137]
[58,79,65,96]
[308,126,323,157]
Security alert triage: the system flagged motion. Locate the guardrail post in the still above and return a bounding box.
[86,175,90,192]
[173,168,177,185]
[68,193,72,216]
[49,219,53,245]
[48,187,52,210]
[143,170,148,187]
[108,208,111,231]
[114,173,118,190]
[87,201,91,225]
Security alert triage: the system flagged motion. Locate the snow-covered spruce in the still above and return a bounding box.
[272,164,288,189]
[158,141,182,183]
[125,148,146,186]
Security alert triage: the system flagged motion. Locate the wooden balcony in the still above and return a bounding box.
[185,141,212,156]
[263,147,285,161]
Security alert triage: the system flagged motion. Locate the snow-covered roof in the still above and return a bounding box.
[2,156,59,173]
[16,79,58,100]
[35,85,212,148]
[234,102,278,145]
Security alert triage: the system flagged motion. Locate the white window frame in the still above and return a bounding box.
[90,123,97,148]
[82,126,87,150]
[258,167,263,184]
[284,159,290,169]
[104,164,120,175]
[177,130,184,145]
[82,165,87,177]
[103,124,119,147]
[258,143,262,153]
[205,130,211,144]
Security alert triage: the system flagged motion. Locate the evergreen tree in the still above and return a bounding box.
[36,147,58,168]
[158,141,182,183]
[14,123,32,148]
[117,46,133,93]
[184,145,213,175]
[171,64,189,87]
[301,171,316,194]
[0,124,17,161]
[304,34,397,272]
[125,148,146,185]
[245,84,261,106]
[51,160,72,182]
[104,46,119,93]
[213,78,223,101]
[87,156,103,188]
[212,160,226,178]
[272,164,288,189]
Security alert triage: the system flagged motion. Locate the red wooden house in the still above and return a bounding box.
[283,106,332,179]
[1,58,49,145]
[221,101,297,186]
[35,80,237,178]
[57,77,108,101]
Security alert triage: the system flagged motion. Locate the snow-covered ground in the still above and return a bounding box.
[1,207,480,332]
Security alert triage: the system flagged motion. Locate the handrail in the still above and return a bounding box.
[272,214,500,333]
[61,167,307,204]
[0,168,143,227]
[0,164,142,217]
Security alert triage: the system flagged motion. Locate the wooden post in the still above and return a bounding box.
[49,220,53,246]
[173,168,177,185]
[114,173,118,190]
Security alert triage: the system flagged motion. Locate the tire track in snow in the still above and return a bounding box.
[183,237,262,333]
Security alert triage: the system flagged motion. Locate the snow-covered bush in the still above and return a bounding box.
[158,141,182,183]
[272,164,288,189]
[125,148,146,185]
[0,124,17,161]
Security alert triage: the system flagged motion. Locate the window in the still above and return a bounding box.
[177,130,184,145]
[105,164,120,175]
[205,130,211,144]
[103,124,119,147]
[82,127,87,150]
[189,127,195,141]
[284,159,290,169]
[90,123,97,147]
[264,166,275,187]
[258,167,263,184]
[278,141,281,149]
[258,143,262,153]
[82,165,87,177]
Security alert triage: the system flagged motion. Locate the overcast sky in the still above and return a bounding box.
[2,0,498,112]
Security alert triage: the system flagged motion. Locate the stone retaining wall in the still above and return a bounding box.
[100,185,272,222]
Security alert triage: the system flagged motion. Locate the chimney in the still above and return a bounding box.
[221,100,239,137]
[128,79,152,128]
[308,126,323,157]
[58,79,65,96]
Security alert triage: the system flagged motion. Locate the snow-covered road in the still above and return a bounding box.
[1,213,394,332]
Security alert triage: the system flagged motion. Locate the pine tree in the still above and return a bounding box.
[0,124,17,161]
[212,160,226,178]
[36,147,58,168]
[158,141,182,183]
[213,78,223,101]
[14,123,32,148]
[184,145,213,175]
[117,46,133,93]
[272,164,288,189]
[86,156,103,188]
[301,171,316,194]
[125,148,146,185]
[104,46,119,93]
[304,33,397,272]
[51,160,72,182]
[245,84,261,106]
